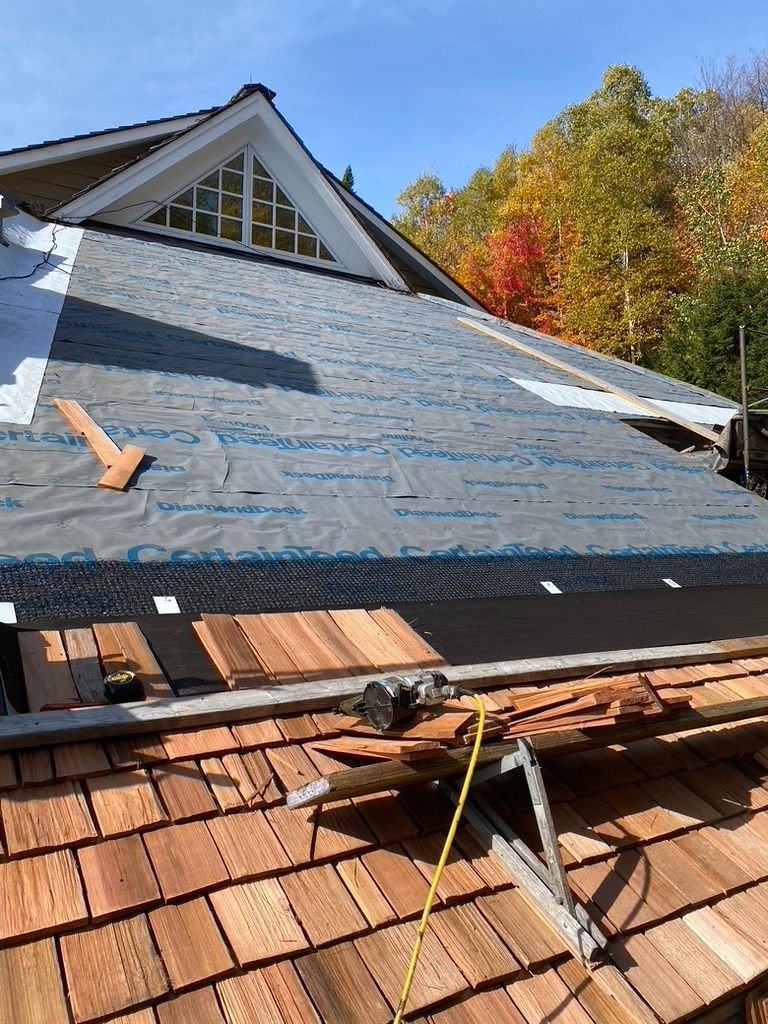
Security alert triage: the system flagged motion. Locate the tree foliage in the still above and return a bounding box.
[392,55,768,394]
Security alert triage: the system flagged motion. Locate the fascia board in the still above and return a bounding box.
[55,95,267,221]
[337,183,485,309]
[256,102,407,291]
[0,115,207,174]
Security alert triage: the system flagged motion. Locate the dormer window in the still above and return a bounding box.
[142,148,335,263]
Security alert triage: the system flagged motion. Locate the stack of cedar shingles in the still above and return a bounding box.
[3,652,768,1021]
[191,608,446,689]
[315,671,691,761]
[15,607,444,714]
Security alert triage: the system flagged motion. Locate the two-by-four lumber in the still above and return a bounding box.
[53,399,145,490]
[457,317,722,444]
[0,635,767,750]
[285,692,768,808]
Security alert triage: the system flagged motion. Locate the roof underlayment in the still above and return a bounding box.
[0,222,761,585]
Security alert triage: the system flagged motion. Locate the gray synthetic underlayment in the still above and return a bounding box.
[0,227,763,569]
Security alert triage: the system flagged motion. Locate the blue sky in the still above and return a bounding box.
[2,0,766,216]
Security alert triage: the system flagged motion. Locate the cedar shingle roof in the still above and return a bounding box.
[3,614,768,1022]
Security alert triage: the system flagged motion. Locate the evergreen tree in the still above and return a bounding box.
[340,165,355,190]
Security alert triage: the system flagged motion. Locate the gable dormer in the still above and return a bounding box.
[53,86,407,288]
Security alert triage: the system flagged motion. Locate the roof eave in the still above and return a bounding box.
[0,113,216,175]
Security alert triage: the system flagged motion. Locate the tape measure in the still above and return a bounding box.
[103,670,145,704]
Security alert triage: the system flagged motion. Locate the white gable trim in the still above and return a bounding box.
[0,115,209,174]
[336,185,485,310]
[55,93,408,289]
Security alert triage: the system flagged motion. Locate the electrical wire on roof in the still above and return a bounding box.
[0,222,61,282]
[391,692,486,1024]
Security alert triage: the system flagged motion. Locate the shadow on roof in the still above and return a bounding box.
[49,295,321,395]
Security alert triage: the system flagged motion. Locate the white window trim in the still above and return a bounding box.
[139,144,340,268]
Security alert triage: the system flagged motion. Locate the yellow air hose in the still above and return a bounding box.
[391,692,486,1024]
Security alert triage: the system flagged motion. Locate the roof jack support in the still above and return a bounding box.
[439,738,608,963]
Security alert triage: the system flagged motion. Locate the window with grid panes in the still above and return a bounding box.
[143,149,335,262]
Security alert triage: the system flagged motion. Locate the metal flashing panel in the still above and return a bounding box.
[0,207,83,424]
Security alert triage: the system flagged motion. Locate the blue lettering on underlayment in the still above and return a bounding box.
[0,497,22,509]
[281,471,394,483]
[212,432,389,456]
[155,502,305,517]
[4,540,768,565]
[393,508,500,520]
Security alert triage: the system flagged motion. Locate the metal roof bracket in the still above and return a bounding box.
[440,737,608,963]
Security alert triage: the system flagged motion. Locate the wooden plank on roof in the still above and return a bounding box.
[77,834,160,922]
[295,942,391,1024]
[458,317,721,444]
[0,849,87,942]
[18,630,78,711]
[62,628,105,702]
[97,444,145,490]
[0,938,70,1024]
[53,399,146,490]
[193,615,269,689]
[208,878,310,965]
[149,897,234,990]
[59,915,167,1021]
[5,644,768,752]
[53,398,122,465]
[234,614,304,683]
[91,621,172,698]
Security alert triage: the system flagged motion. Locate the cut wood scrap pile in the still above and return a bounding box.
[313,672,692,762]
